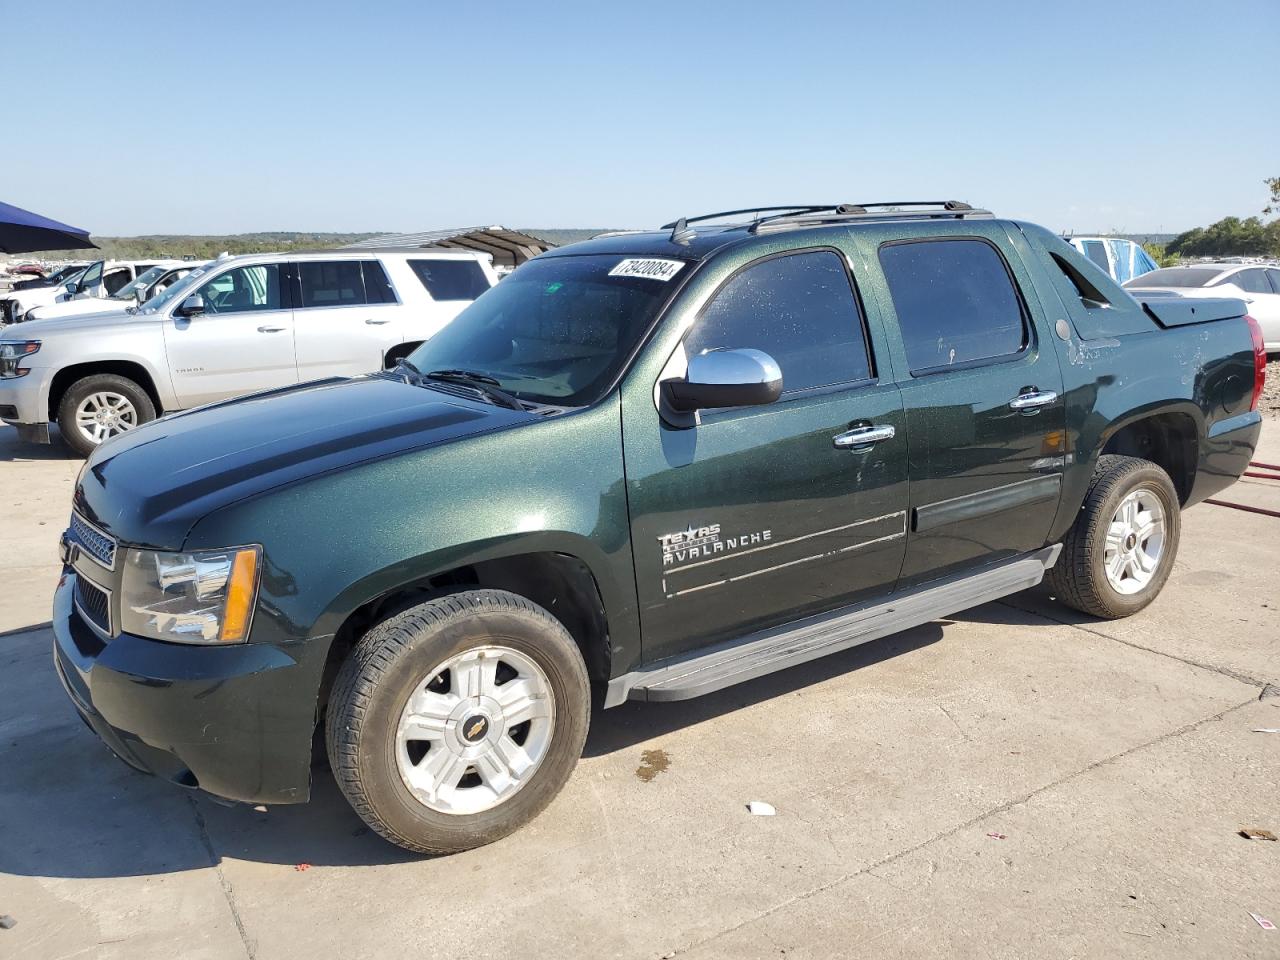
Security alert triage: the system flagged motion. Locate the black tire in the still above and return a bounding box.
[56,373,157,457]
[1049,454,1181,619]
[326,589,590,854]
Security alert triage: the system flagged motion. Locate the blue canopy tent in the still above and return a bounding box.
[0,201,96,254]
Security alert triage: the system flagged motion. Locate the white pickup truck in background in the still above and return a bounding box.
[0,248,498,454]
[1,260,179,324]
[23,261,204,322]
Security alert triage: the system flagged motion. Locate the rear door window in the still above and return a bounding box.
[297,260,368,307]
[1267,270,1280,294]
[684,249,873,394]
[408,258,491,300]
[879,238,1028,374]
[1234,269,1272,295]
[362,260,397,303]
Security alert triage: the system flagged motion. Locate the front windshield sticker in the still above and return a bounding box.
[608,258,684,281]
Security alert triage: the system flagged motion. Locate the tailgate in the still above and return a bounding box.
[1136,292,1248,328]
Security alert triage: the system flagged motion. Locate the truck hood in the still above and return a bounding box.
[75,375,533,548]
[2,307,150,337]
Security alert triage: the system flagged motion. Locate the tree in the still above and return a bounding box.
[1142,242,1178,268]
[1167,216,1278,258]
[1265,176,1280,217]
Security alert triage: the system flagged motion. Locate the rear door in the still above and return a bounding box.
[852,224,1066,587]
[291,259,402,380]
[163,261,297,407]
[1235,269,1280,348]
[1261,270,1280,347]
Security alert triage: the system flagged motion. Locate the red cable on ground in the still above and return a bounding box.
[1249,461,1280,470]
[1243,471,1280,481]
[1205,498,1280,519]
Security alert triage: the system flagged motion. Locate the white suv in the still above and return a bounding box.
[0,248,497,455]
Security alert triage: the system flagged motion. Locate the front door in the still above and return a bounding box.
[163,261,297,408]
[862,230,1066,587]
[291,259,403,381]
[622,248,909,665]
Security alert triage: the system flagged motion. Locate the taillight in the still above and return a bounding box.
[1246,315,1266,411]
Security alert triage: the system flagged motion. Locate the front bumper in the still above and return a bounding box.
[52,569,330,805]
[0,371,49,441]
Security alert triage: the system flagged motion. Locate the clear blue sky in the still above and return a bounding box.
[7,0,1275,236]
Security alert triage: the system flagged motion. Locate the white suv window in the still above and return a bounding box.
[195,264,283,314]
[408,258,490,300]
[296,260,399,307]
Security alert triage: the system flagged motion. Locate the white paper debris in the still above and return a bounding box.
[747,801,776,816]
[1251,728,1280,734]
[1250,912,1275,931]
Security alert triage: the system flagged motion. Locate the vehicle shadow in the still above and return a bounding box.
[0,622,944,878]
[0,424,77,462]
[583,621,945,758]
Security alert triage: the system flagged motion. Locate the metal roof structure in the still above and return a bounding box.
[343,226,555,268]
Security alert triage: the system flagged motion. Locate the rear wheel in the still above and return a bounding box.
[326,590,590,854]
[56,374,156,457]
[1049,455,1181,619]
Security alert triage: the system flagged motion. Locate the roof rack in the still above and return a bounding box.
[660,201,991,239]
[751,201,991,234]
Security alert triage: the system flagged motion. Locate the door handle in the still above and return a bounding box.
[257,325,286,333]
[1009,390,1057,412]
[365,318,390,325]
[833,424,895,449]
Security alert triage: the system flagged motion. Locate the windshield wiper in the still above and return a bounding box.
[423,369,524,411]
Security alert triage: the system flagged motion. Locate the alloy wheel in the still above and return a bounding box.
[1103,486,1166,595]
[74,391,138,445]
[395,645,555,815]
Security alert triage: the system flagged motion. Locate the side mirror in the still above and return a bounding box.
[134,286,148,304]
[65,281,80,296]
[177,294,205,317]
[661,348,783,413]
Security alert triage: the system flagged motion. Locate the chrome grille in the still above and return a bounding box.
[74,576,112,635]
[69,512,117,570]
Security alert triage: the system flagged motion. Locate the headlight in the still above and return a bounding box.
[120,546,261,644]
[0,340,40,378]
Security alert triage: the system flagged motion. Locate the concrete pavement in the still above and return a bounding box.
[1,422,1277,959]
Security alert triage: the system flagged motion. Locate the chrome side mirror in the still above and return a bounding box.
[661,348,783,413]
[177,294,205,317]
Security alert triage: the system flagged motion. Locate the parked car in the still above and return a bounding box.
[1066,236,1158,284]
[6,262,87,293]
[1124,262,1280,352]
[46,201,1264,854]
[0,248,497,454]
[23,261,203,322]
[1,260,164,324]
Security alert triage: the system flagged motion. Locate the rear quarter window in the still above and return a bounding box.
[408,259,491,301]
[878,238,1027,373]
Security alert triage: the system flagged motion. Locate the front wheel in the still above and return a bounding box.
[1049,454,1181,619]
[56,374,156,457]
[326,590,590,854]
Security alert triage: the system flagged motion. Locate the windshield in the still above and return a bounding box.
[141,263,211,314]
[1124,267,1225,288]
[111,265,168,300]
[406,254,688,406]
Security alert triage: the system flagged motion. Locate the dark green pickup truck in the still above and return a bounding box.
[54,202,1266,853]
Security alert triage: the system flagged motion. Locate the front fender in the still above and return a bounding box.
[182,396,642,670]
